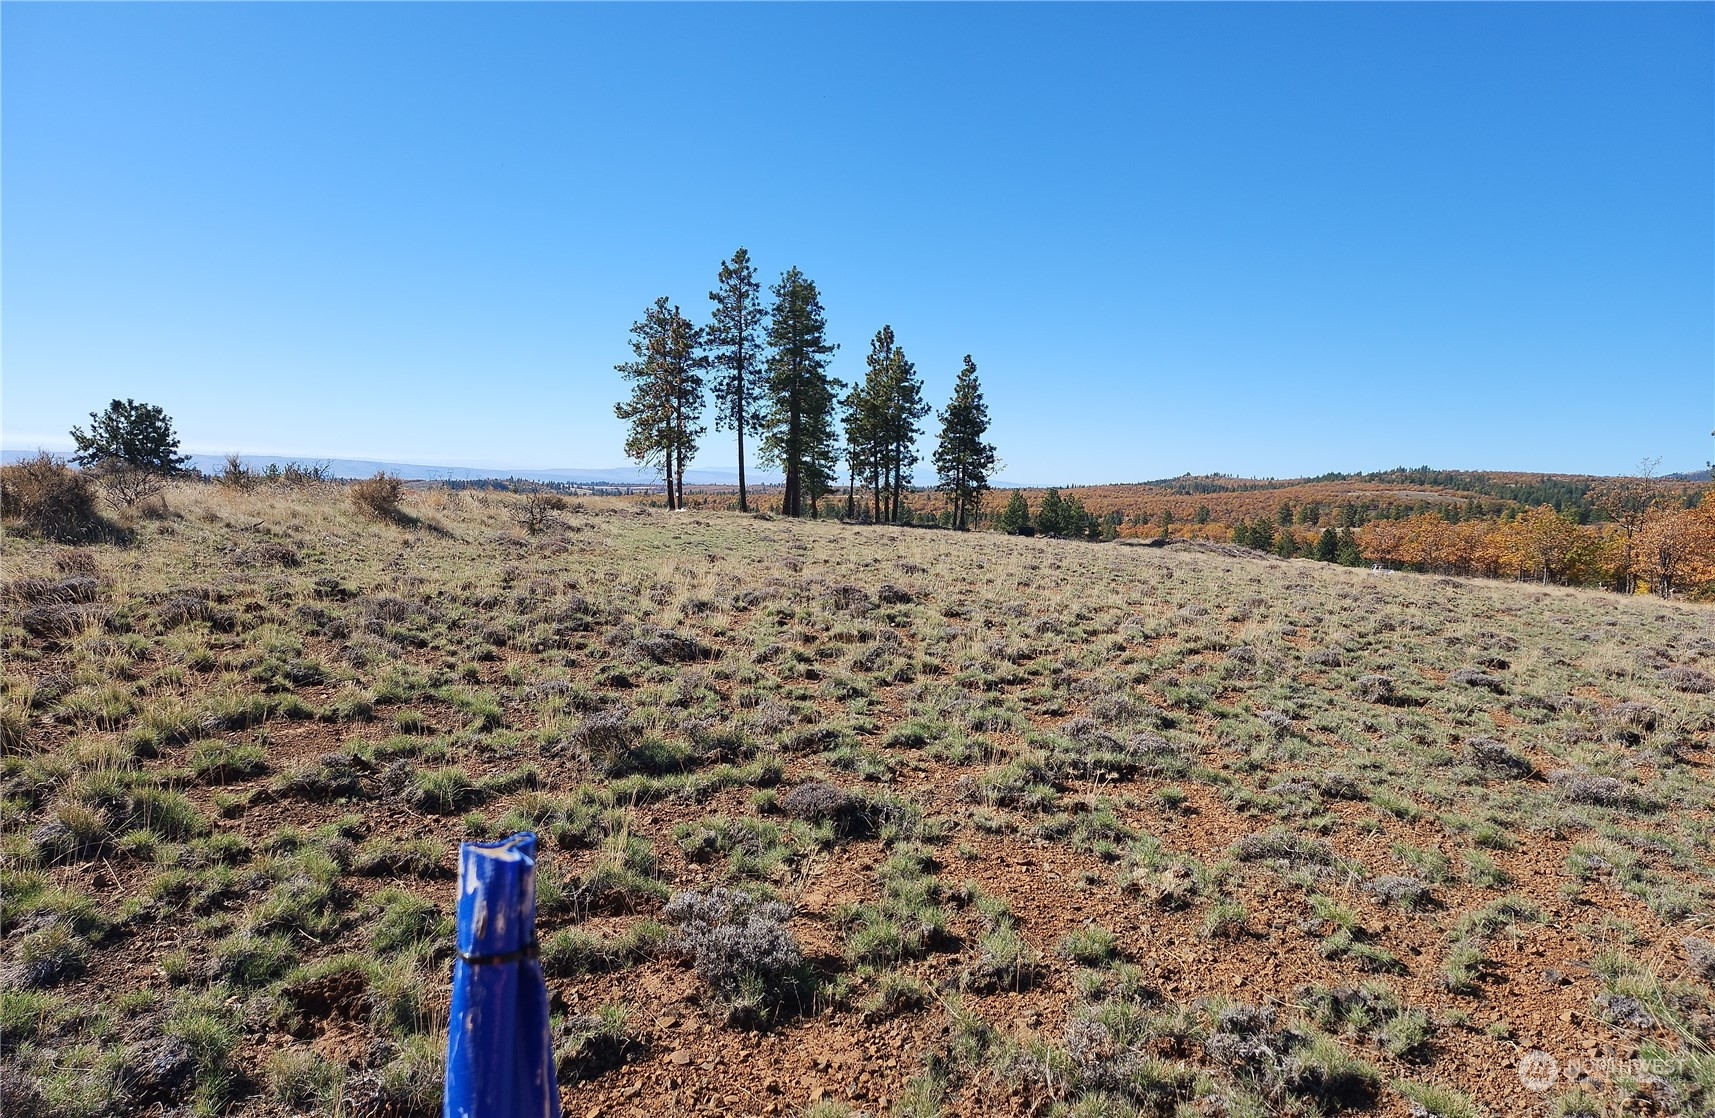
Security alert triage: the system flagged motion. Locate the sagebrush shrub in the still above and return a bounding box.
[1550,770,1651,810]
[1464,737,1533,778]
[661,887,802,1022]
[1354,675,1396,703]
[780,781,855,826]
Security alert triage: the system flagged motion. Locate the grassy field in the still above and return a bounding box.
[3,482,1712,1118]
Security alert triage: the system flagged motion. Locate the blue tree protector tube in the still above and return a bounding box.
[445,832,561,1118]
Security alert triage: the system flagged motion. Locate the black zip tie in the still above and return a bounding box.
[456,940,540,966]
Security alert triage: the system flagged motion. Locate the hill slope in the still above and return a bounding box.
[3,487,1712,1118]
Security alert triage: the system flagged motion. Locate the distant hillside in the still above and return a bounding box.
[0,449,773,488]
[986,467,1708,529]
[797,466,1707,543]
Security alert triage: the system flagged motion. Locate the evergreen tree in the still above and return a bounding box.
[1037,488,1067,538]
[760,268,839,518]
[707,248,767,513]
[614,298,706,510]
[1232,521,1251,548]
[932,355,998,530]
[1336,527,1363,566]
[1315,527,1340,562]
[884,347,929,523]
[1248,518,1275,552]
[847,328,896,522]
[839,379,870,520]
[801,395,842,518]
[70,399,191,474]
[847,325,930,524]
[1276,530,1299,559]
[1060,493,1094,540]
[1000,490,1031,535]
[69,397,191,508]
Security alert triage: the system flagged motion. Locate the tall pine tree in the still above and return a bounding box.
[707,248,767,513]
[847,328,896,522]
[840,376,876,521]
[1037,488,1067,538]
[614,297,705,510]
[932,355,998,530]
[884,346,929,522]
[847,325,929,523]
[760,268,839,518]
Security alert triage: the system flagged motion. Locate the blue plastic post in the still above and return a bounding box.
[444,832,561,1118]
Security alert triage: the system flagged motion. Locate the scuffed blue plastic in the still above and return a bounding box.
[444,832,561,1118]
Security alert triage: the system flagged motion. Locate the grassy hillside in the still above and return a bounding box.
[3,483,1713,1118]
[682,469,1707,531]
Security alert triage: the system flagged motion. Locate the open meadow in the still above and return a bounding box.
[3,483,1713,1118]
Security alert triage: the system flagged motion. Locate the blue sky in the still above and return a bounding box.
[3,3,1710,483]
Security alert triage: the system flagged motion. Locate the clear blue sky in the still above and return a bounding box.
[4,3,1710,482]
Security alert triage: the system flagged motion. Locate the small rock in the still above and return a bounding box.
[669,1050,693,1066]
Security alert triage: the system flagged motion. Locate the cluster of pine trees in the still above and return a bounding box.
[615,249,997,526]
[1233,519,1364,565]
[996,488,1122,541]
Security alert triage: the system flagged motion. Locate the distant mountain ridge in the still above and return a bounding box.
[176,455,763,486]
[0,449,766,487]
[3,448,1705,488]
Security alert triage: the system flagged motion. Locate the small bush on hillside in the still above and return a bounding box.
[1464,737,1533,779]
[662,887,802,1025]
[1363,875,1432,911]
[512,486,567,534]
[1549,770,1654,811]
[780,781,856,827]
[0,453,107,543]
[1448,668,1506,694]
[350,473,405,520]
[1354,675,1397,704]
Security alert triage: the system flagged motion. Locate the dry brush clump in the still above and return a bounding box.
[348,471,406,520]
[0,452,112,543]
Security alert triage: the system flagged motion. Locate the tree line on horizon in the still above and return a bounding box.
[613,249,997,527]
